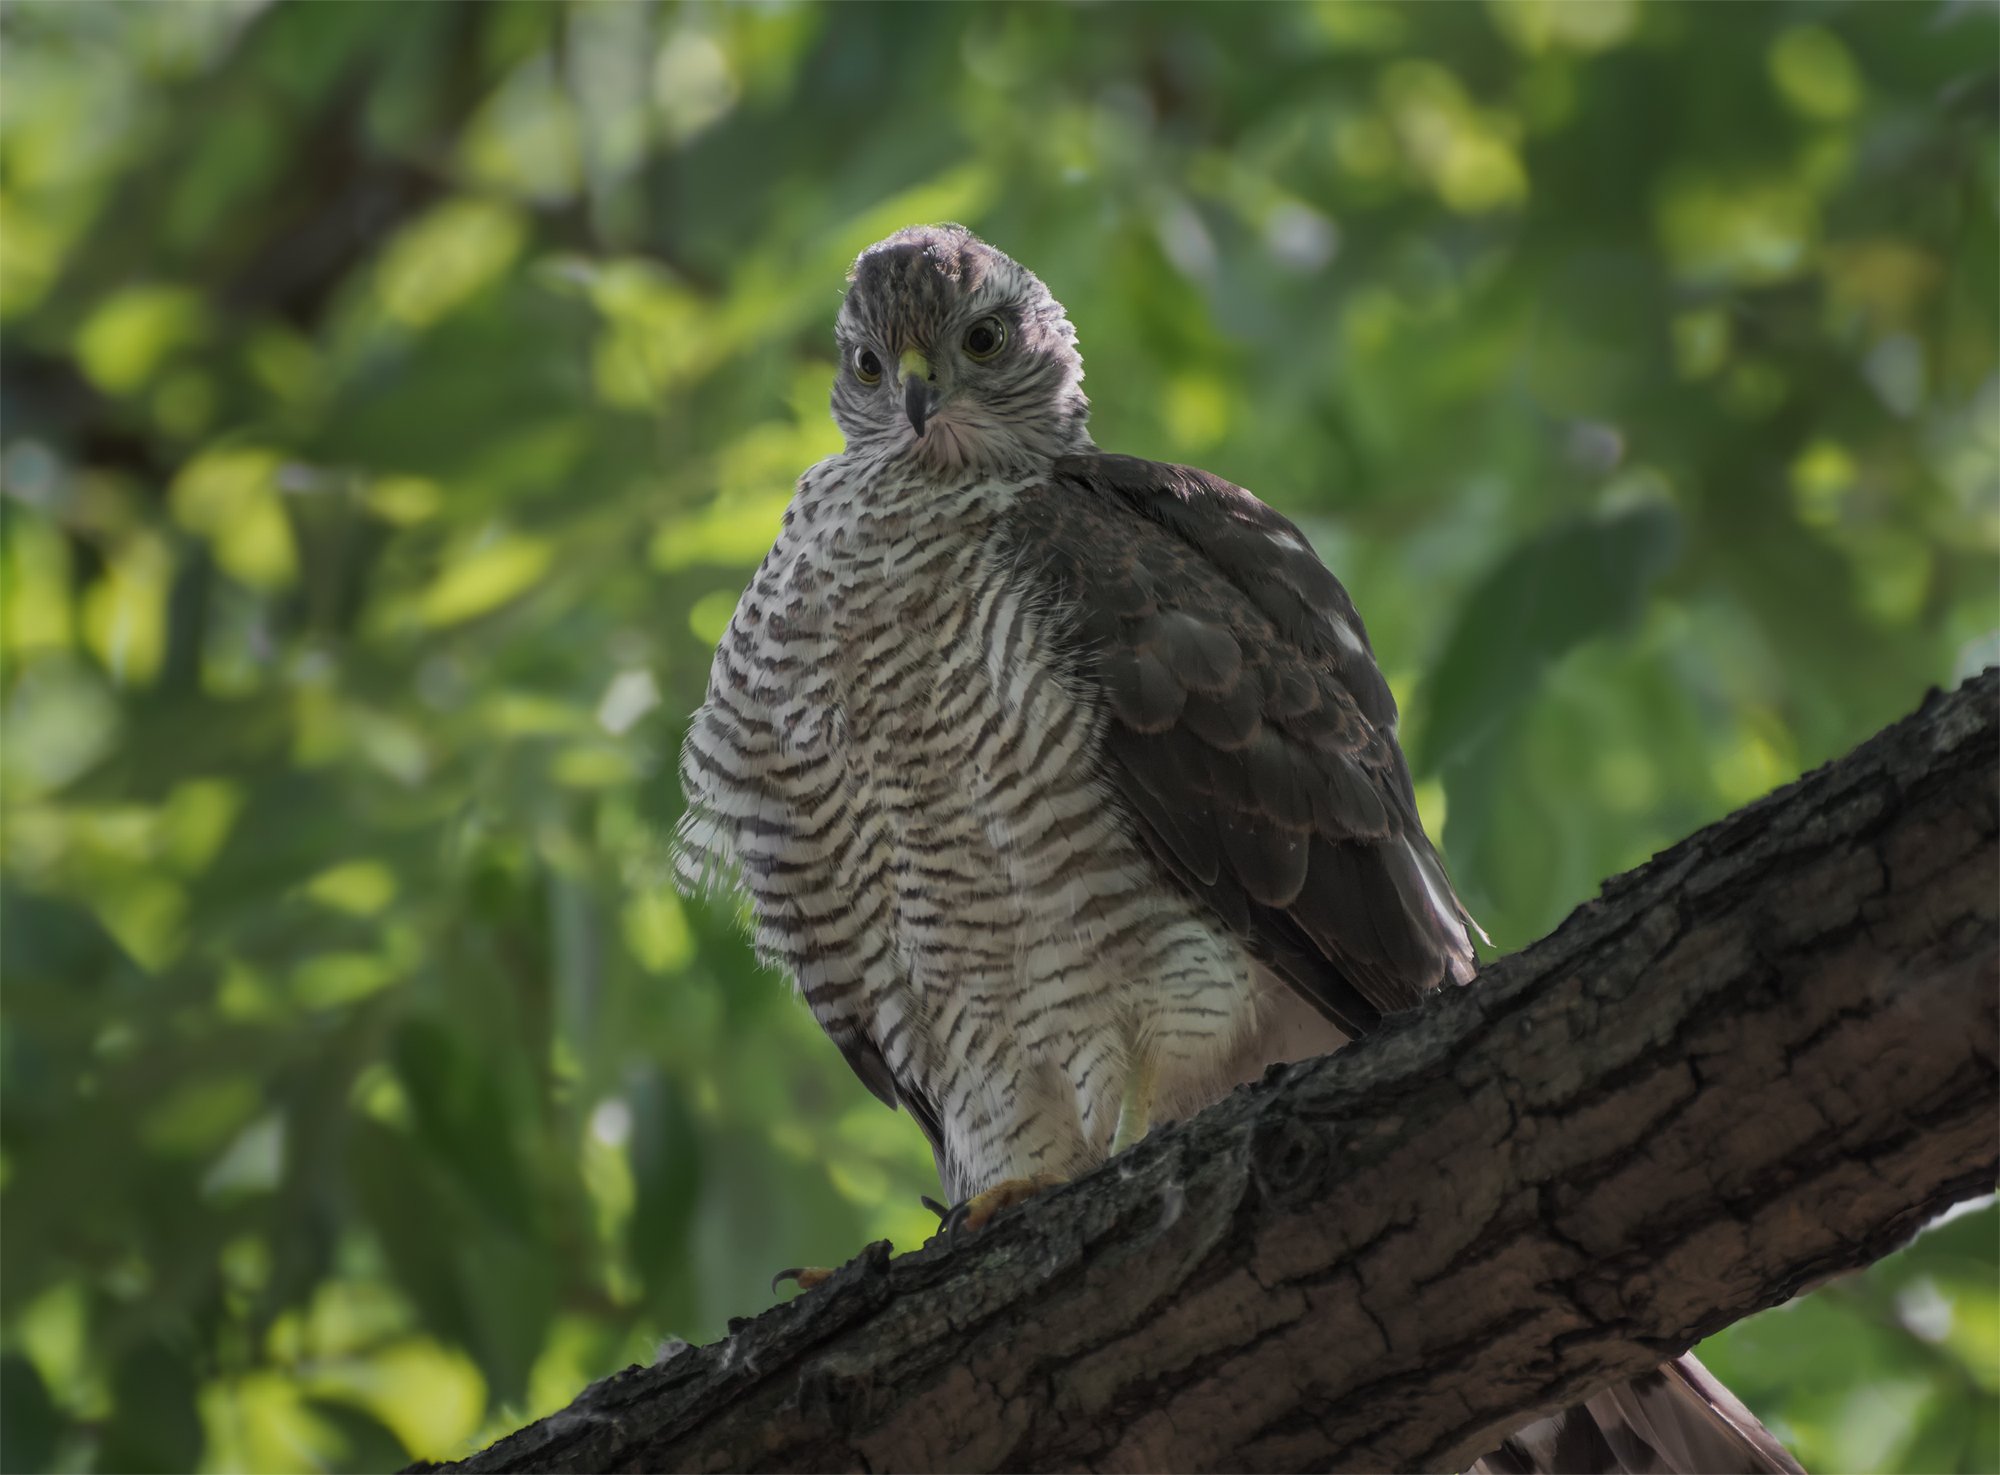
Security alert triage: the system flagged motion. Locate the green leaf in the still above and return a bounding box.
[303,1395,420,1471]
[0,1353,61,1475]
[1416,501,1683,778]
[390,1018,536,1238]
[99,1334,203,1475]
[625,1067,703,1329]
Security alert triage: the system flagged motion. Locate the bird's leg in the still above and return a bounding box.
[944,1055,1157,1241]
[1112,1053,1158,1155]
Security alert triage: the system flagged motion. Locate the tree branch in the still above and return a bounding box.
[433,670,1999,1475]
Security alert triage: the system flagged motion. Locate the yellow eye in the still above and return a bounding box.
[963,316,1006,361]
[853,348,883,384]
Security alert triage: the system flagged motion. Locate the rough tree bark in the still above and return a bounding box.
[431,671,1999,1475]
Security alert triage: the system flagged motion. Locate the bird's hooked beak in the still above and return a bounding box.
[899,348,938,438]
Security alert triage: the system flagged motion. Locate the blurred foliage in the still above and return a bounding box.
[0,1,1994,1471]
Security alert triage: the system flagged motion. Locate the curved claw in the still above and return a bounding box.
[920,1194,950,1221]
[772,1265,835,1295]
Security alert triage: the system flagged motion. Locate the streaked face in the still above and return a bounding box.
[832,225,1091,473]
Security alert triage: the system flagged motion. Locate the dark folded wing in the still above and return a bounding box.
[1006,452,1476,1034]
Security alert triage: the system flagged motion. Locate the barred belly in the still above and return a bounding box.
[676,457,1317,1199]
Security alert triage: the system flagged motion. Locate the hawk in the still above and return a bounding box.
[675,225,1801,1475]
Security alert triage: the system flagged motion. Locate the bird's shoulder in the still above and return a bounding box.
[1009,451,1399,736]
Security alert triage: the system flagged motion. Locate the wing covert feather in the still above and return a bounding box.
[1008,453,1477,1033]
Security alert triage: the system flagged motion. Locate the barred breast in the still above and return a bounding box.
[675,453,1316,1199]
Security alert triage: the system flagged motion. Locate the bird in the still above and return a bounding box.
[673,223,1802,1475]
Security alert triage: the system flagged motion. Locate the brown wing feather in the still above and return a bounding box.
[1470,1354,1806,1474]
[1009,452,1477,1034]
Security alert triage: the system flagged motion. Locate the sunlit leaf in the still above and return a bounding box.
[1768,26,1865,122]
[304,860,398,917]
[309,1339,487,1462]
[3,513,75,655]
[169,447,298,591]
[1655,171,1820,287]
[79,532,172,686]
[375,198,528,329]
[75,285,205,396]
[623,888,694,974]
[291,951,399,1009]
[159,778,244,874]
[419,533,554,626]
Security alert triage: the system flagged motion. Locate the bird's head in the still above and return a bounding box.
[832,224,1090,473]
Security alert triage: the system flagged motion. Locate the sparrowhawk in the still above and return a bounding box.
[674,224,1801,1475]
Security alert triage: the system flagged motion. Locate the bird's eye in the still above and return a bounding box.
[854,348,882,384]
[963,317,1006,361]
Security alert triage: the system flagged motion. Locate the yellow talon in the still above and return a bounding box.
[946,1172,1066,1238]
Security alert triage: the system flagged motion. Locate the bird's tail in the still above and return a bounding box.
[1469,1353,1804,1475]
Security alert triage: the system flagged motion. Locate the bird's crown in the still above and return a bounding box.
[831,225,1090,473]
